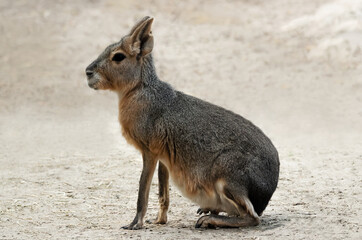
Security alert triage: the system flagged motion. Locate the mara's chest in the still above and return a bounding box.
[118,97,148,151]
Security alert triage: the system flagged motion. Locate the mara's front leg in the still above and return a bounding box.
[156,162,169,223]
[122,151,157,230]
[147,161,169,224]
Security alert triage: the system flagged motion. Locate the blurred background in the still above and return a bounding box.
[0,0,361,239]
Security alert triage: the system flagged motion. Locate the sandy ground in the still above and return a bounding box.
[0,0,361,239]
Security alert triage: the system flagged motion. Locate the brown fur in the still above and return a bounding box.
[118,91,147,151]
[85,16,280,230]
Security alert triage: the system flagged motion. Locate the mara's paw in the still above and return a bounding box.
[121,222,143,230]
[195,215,217,229]
[145,217,167,225]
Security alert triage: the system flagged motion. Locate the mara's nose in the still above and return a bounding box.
[85,69,93,77]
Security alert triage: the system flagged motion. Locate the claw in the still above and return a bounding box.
[197,208,213,215]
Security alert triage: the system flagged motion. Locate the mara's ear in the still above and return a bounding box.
[123,16,154,58]
[128,16,152,36]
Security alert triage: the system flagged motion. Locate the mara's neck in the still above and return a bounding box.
[117,54,159,102]
[140,54,159,85]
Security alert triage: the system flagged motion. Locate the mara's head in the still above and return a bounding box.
[85,16,154,91]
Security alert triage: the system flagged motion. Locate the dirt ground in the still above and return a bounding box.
[0,0,361,239]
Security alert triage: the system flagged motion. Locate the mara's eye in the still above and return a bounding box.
[112,53,126,62]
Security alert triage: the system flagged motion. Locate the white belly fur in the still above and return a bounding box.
[170,170,239,215]
[172,176,219,209]
[159,158,241,215]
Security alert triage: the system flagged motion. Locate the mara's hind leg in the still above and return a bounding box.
[195,185,260,228]
[195,214,259,228]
